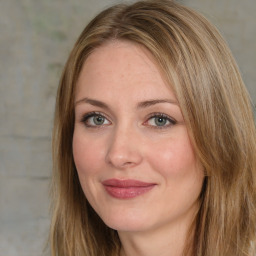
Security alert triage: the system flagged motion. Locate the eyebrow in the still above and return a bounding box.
[137,99,179,108]
[75,98,110,109]
[75,97,178,109]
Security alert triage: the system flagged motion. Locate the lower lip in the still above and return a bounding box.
[103,185,155,199]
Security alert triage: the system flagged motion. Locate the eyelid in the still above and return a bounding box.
[80,111,112,127]
[80,111,177,129]
[143,112,177,128]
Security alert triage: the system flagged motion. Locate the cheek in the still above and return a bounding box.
[148,133,200,179]
[149,134,204,212]
[72,130,105,176]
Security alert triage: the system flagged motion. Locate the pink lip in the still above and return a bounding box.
[102,179,156,199]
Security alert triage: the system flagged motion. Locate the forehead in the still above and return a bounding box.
[80,40,162,82]
[75,40,176,102]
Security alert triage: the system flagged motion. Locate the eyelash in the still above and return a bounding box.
[144,112,177,129]
[80,112,110,128]
[80,112,177,129]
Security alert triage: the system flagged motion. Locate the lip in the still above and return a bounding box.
[102,179,156,199]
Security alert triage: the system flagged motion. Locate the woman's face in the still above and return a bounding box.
[73,40,204,233]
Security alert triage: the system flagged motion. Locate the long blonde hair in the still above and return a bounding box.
[50,1,256,255]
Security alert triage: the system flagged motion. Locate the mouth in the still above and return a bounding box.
[102,179,156,199]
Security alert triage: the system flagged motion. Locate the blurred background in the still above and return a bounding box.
[0,0,255,255]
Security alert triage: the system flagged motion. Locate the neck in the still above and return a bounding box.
[118,217,195,256]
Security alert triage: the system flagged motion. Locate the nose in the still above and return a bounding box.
[105,126,143,169]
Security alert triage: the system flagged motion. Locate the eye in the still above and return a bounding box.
[145,113,176,128]
[81,112,111,127]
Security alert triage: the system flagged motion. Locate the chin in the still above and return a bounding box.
[106,221,149,233]
[99,210,152,232]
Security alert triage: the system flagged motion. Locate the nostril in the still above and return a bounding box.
[105,131,143,169]
[105,150,142,169]
[123,161,133,166]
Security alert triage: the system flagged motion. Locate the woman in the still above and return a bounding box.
[50,1,256,255]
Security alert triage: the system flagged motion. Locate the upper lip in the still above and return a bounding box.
[102,179,156,187]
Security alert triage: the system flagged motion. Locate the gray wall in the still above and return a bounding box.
[0,0,255,255]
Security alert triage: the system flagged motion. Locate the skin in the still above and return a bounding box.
[73,40,204,256]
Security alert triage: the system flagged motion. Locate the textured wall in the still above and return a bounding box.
[0,0,255,255]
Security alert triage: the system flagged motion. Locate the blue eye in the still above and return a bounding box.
[92,115,105,125]
[81,112,111,127]
[146,114,176,128]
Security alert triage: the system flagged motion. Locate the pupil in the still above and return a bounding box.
[94,115,104,125]
[156,117,166,126]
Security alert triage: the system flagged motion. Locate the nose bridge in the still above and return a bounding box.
[105,123,143,169]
